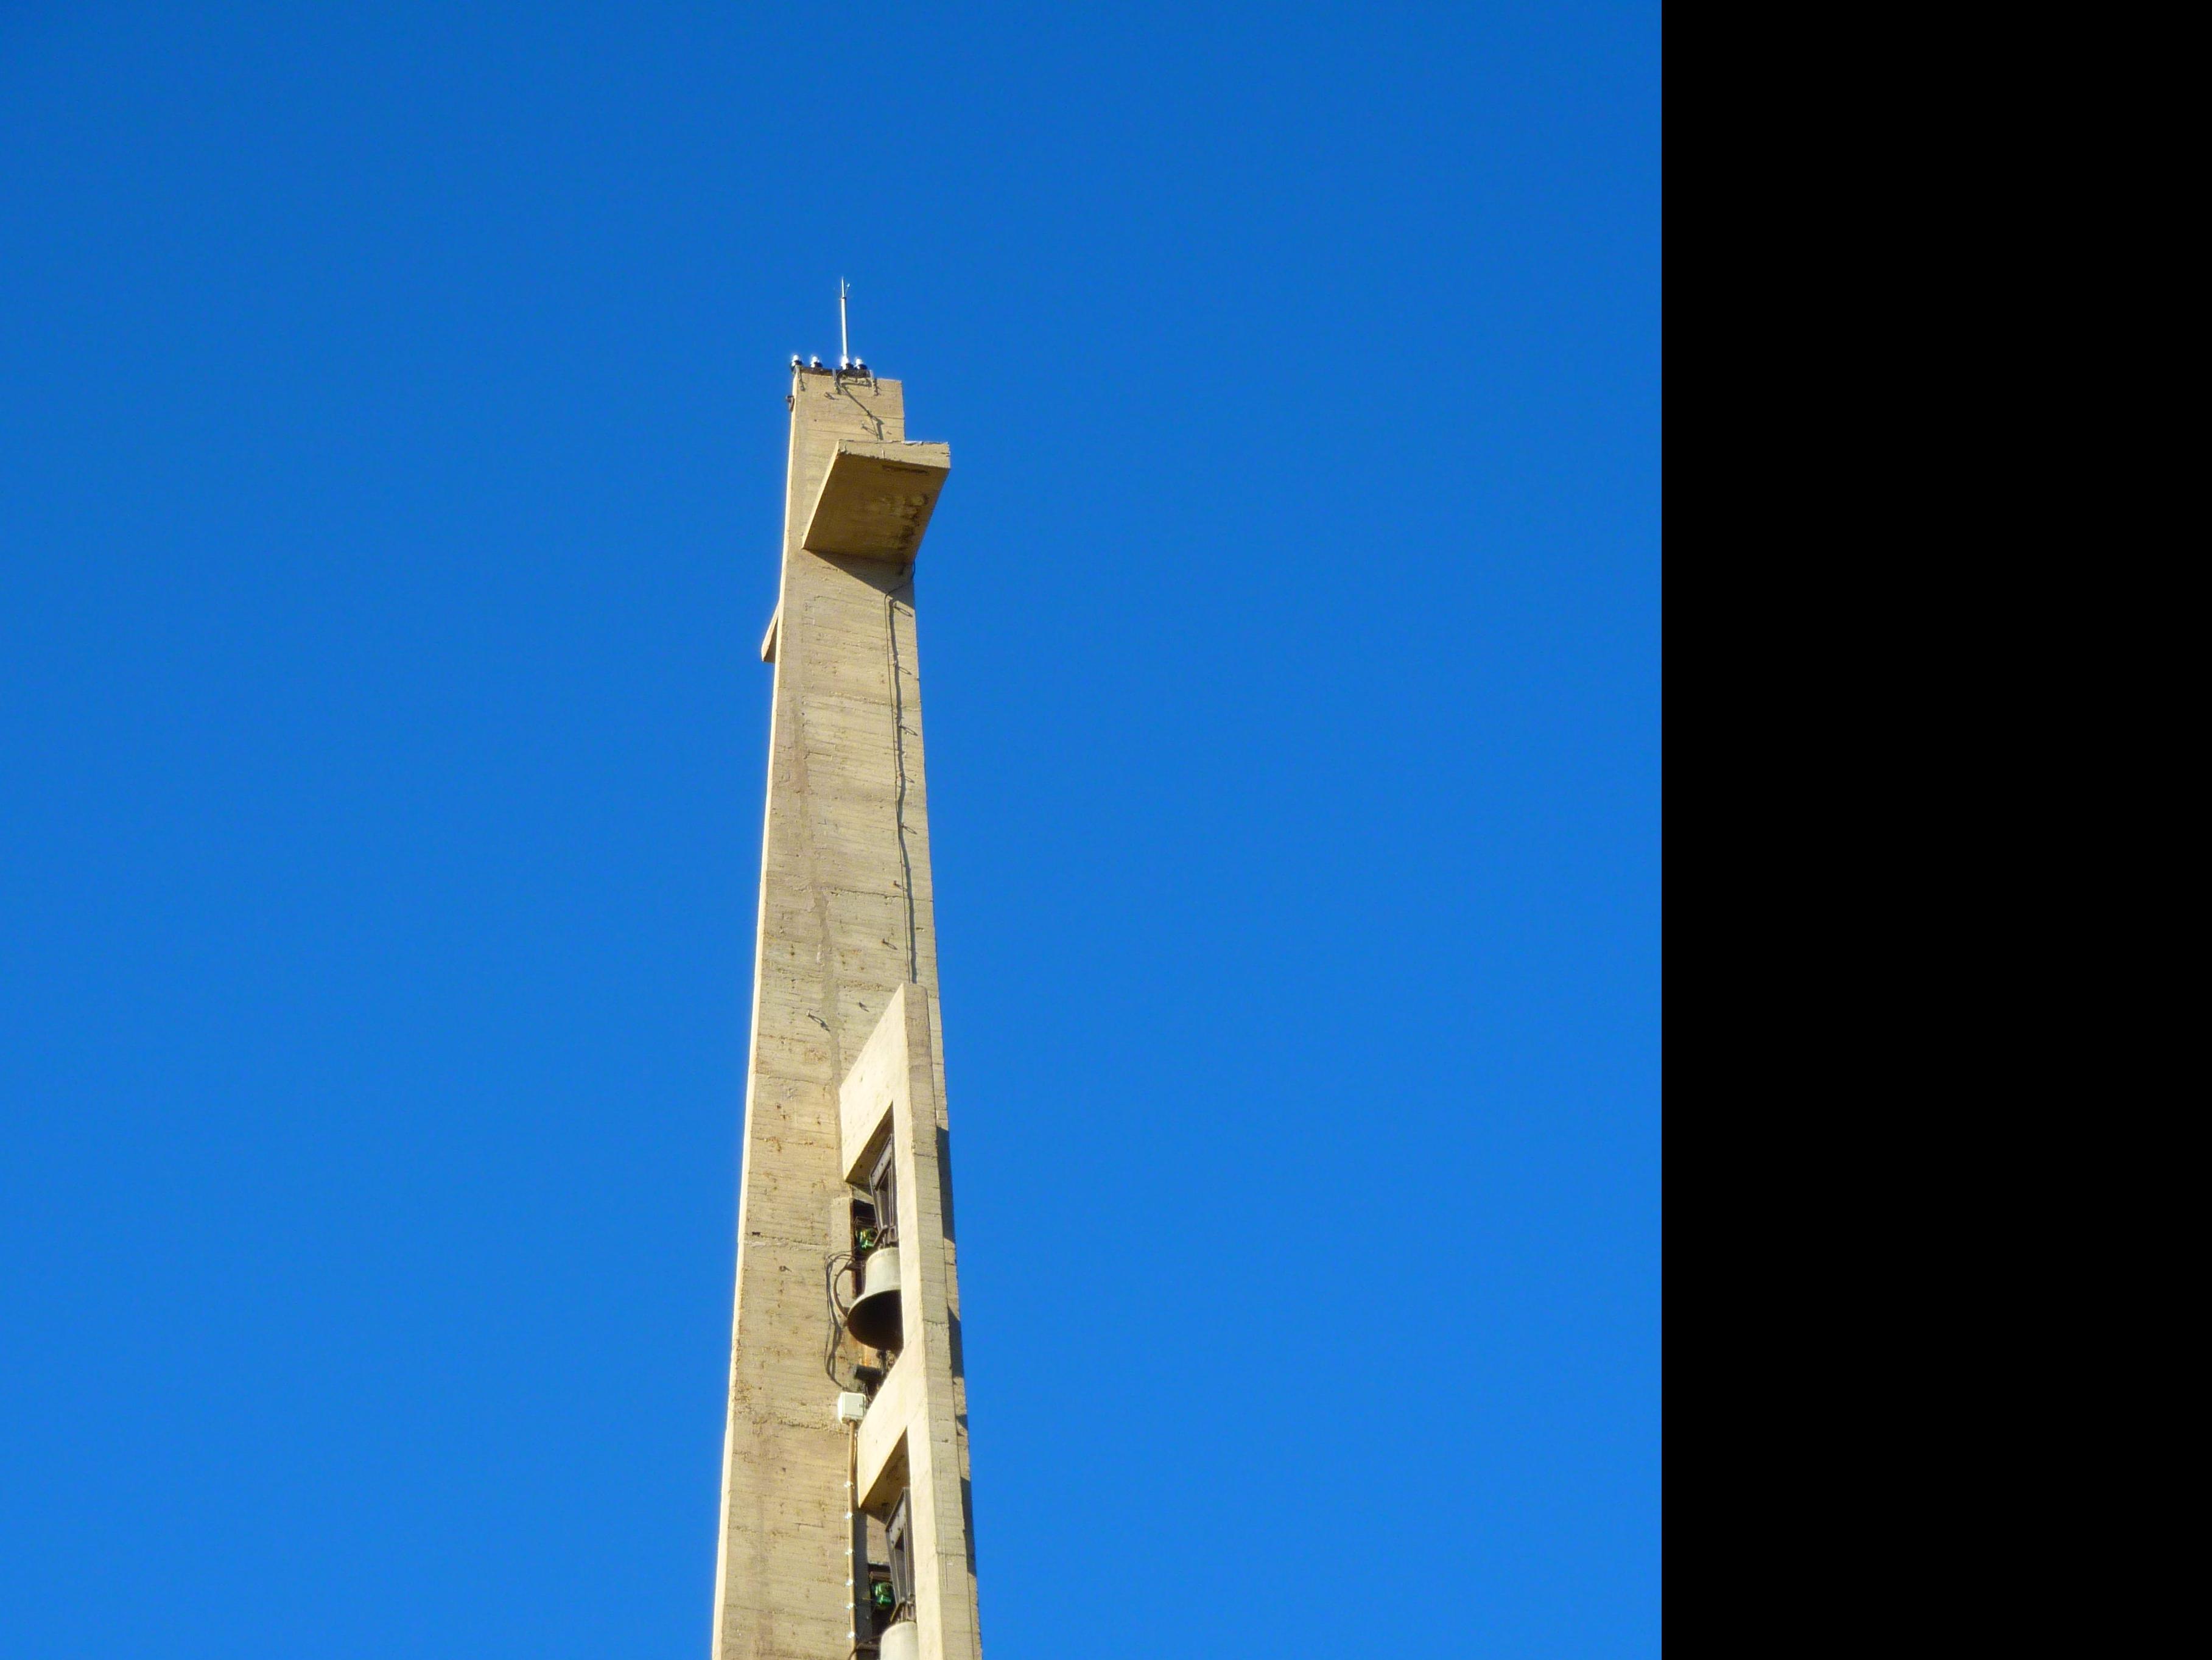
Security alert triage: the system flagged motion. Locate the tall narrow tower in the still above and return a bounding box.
[711,365,981,1660]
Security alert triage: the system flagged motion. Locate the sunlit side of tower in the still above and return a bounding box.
[709,360,981,1660]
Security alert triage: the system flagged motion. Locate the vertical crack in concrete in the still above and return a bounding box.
[887,571,919,984]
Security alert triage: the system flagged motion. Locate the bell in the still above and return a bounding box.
[878,1619,919,1660]
[846,1245,904,1352]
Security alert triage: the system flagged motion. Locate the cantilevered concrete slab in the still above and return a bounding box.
[801,438,952,562]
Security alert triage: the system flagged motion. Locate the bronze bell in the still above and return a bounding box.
[846,1245,904,1353]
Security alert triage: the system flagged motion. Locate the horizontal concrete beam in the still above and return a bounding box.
[841,990,909,1185]
[801,440,951,563]
[857,1348,922,1512]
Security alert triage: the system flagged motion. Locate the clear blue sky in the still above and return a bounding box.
[1,4,1661,1655]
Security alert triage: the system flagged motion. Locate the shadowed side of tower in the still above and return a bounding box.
[711,369,980,1660]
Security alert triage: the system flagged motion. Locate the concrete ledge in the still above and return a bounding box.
[857,1350,922,1511]
[840,987,913,1185]
[801,441,950,563]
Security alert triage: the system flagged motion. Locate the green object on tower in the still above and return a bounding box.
[871,1581,897,1611]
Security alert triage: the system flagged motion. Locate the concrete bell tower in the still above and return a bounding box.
[709,362,982,1660]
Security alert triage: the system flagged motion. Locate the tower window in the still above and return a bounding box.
[869,1140,901,1246]
[887,1490,915,1615]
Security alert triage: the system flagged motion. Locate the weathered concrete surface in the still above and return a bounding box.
[710,370,979,1660]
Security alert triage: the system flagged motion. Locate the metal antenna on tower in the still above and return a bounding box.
[838,279,851,370]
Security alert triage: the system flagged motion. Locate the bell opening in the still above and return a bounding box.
[868,1490,919,1658]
